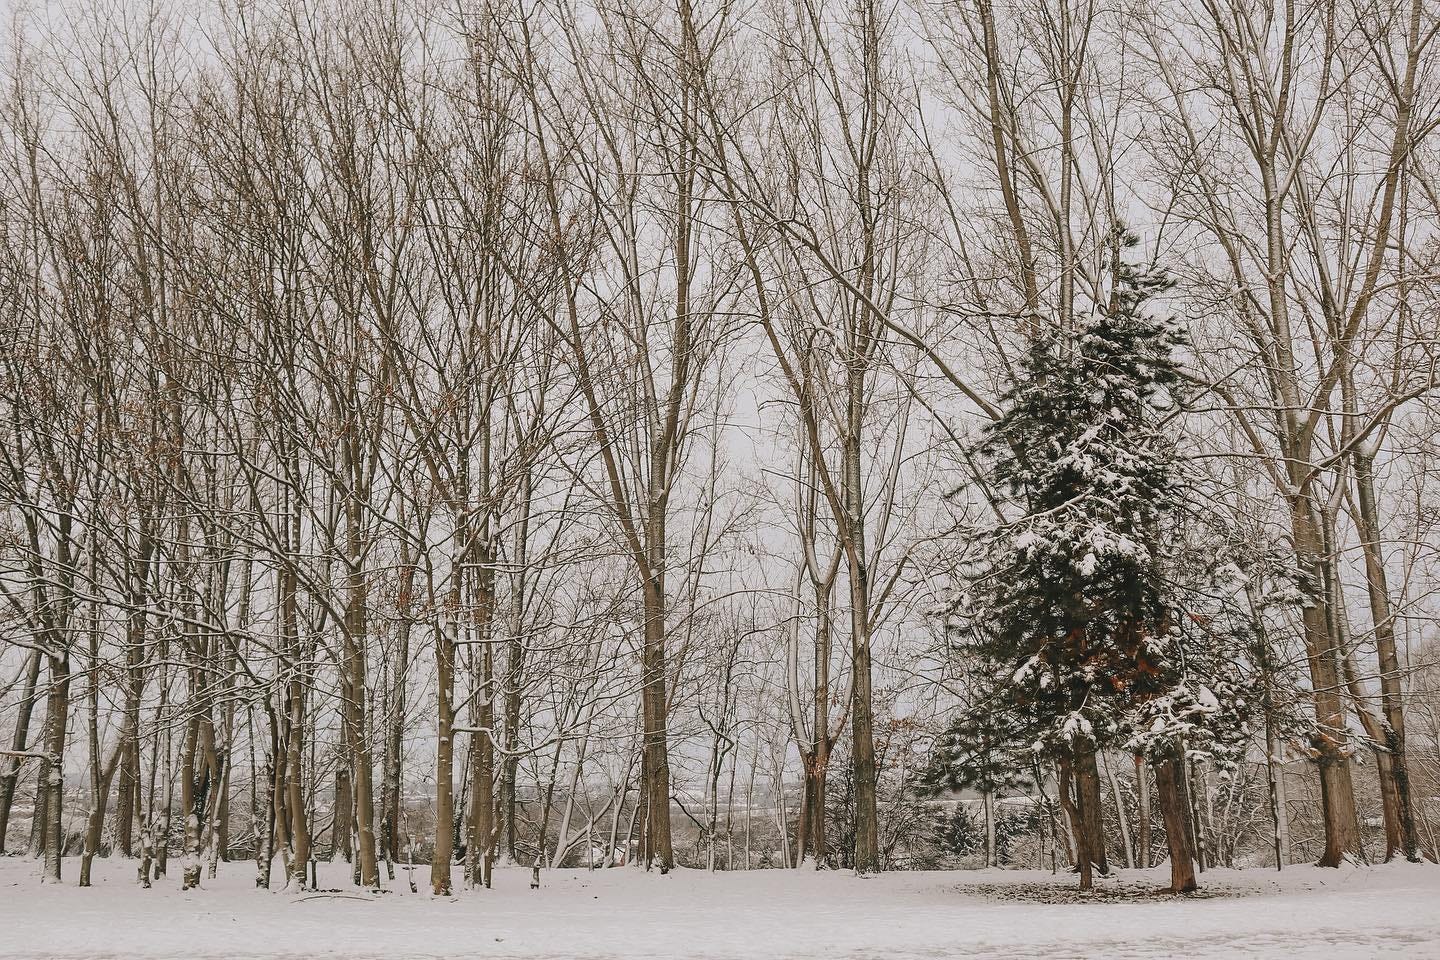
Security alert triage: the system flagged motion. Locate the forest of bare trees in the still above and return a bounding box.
[1,0,1438,909]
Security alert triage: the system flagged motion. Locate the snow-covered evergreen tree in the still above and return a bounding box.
[920,703,1034,867]
[950,232,1186,889]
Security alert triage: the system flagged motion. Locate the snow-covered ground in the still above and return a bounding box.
[1,857,1437,959]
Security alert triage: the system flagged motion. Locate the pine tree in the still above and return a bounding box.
[952,232,1185,890]
[921,703,1034,867]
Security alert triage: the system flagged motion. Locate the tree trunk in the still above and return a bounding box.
[116,536,152,860]
[501,477,530,865]
[180,683,220,893]
[1288,498,1363,866]
[79,732,126,887]
[285,676,310,889]
[1257,615,1292,870]
[1187,757,1206,872]
[155,671,173,880]
[1058,757,1091,889]
[640,571,674,872]
[115,735,140,859]
[27,757,47,858]
[1266,733,1291,869]
[41,655,71,885]
[1106,753,1134,869]
[467,618,496,889]
[181,715,203,890]
[254,717,275,888]
[806,590,833,869]
[333,766,354,864]
[432,613,456,896]
[1352,450,1421,861]
[1075,748,1108,876]
[1135,754,1151,869]
[792,747,813,867]
[1153,756,1197,893]
[382,557,414,868]
[344,493,379,888]
[0,651,41,854]
[982,790,997,868]
[215,719,232,867]
[844,374,880,875]
[281,496,310,888]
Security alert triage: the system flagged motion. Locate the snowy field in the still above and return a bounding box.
[1,859,1437,960]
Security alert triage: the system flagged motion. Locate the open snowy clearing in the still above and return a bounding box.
[1,859,1437,960]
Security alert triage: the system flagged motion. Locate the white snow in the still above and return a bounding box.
[1,857,1437,959]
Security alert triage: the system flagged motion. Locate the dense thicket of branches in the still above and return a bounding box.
[0,0,1437,897]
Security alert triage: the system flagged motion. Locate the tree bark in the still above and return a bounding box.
[982,790,997,868]
[1352,450,1421,861]
[0,651,41,854]
[1289,499,1363,866]
[79,731,126,887]
[640,571,674,872]
[1058,757,1090,889]
[466,539,497,889]
[1154,756,1197,893]
[285,675,310,889]
[432,612,456,896]
[343,458,379,888]
[115,529,153,859]
[1106,753,1134,869]
[383,544,416,868]
[1135,753,1152,869]
[41,655,71,885]
[333,766,354,864]
[1075,748,1109,876]
[500,482,529,865]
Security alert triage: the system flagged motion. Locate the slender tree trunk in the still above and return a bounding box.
[41,655,71,885]
[181,715,202,890]
[1353,451,1421,862]
[1266,741,1291,870]
[285,675,309,889]
[466,563,497,889]
[845,424,879,874]
[255,714,275,888]
[774,757,792,869]
[1106,753,1134,869]
[281,481,310,889]
[501,477,530,865]
[116,534,153,859]
[79,733,125,887]
[181,685,219,892]
[982,790,996,868]
[383,551,415,868]
[0,651,41,854]
[809,594,833,868]
[215,700,233,866]
[1187,757,1207,873]
[27,756,47,858]
[640,569,674,872]
[1135,754,1151,869]
[344,482,379,888]
[432,613,456,896]
[155,660,173,880]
